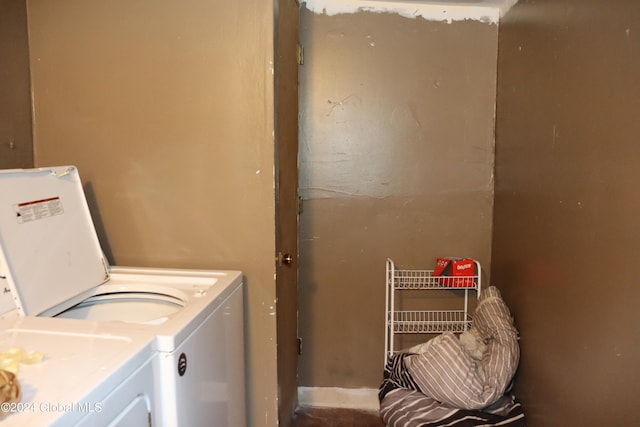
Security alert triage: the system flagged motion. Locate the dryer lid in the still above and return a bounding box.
[0,166,109,316]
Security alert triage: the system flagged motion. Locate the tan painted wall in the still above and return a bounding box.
[493,0,640,425]
[26,0,280,425]
[0,0,33,169]
[298,9,498,388]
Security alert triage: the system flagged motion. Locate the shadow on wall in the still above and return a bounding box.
[83,182,115,265]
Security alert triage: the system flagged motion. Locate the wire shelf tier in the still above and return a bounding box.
[391,268,477,290]
[391,310,472,333]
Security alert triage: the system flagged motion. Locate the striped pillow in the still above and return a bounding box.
[404,286,519,410]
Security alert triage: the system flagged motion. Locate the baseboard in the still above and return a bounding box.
[297,387,379,412]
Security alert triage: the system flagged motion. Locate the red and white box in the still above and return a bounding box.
[433,257,477,287]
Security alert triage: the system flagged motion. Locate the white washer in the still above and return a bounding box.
[0,316,156,426]
[0,166,246,427]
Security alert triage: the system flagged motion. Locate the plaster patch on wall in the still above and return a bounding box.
[303,0,518,23]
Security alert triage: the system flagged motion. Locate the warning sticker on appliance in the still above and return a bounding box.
[14,197,64,224]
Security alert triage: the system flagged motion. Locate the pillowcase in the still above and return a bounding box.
[404,286,519,410]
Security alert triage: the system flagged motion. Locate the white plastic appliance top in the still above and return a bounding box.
[0,316,155,426]
[0,166,108,316]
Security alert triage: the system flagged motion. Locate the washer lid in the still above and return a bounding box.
[0,166,109,316]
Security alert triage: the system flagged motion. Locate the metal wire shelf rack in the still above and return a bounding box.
[384,258,481,364]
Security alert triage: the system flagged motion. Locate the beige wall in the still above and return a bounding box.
[0,0,33,169]
[493,0,640,425]
[26,0,280,425]
[298,9,498,388]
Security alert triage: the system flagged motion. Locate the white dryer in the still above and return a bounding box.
[0,166,246,427]
[0,316,156,426]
